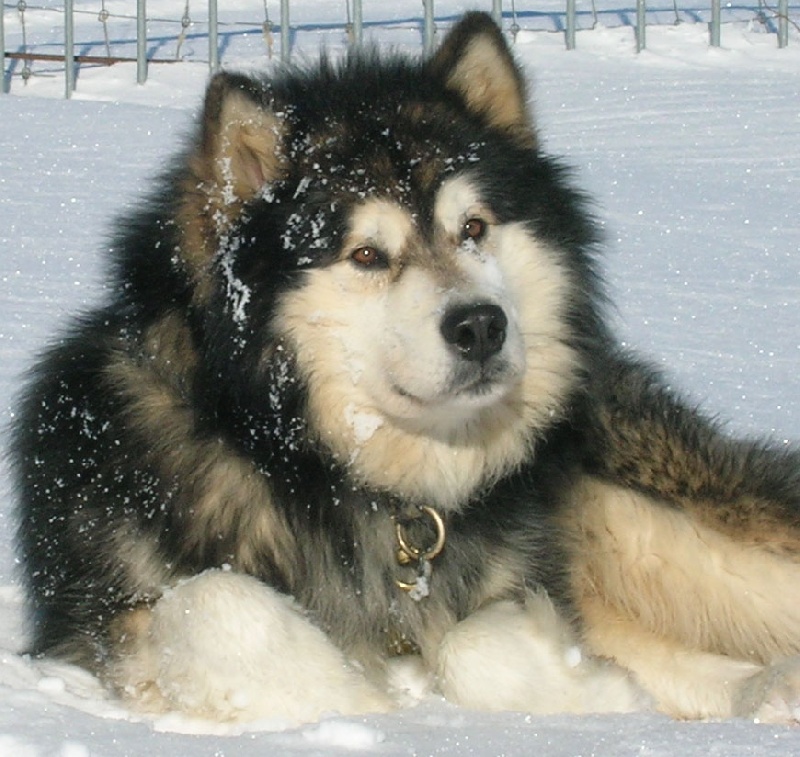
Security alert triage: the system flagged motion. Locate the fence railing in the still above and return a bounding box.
[1,0,797,98]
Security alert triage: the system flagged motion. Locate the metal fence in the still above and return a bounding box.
[0,0,796,98]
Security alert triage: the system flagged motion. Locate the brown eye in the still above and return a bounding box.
[463,217,487,241]
[350,246,384,268]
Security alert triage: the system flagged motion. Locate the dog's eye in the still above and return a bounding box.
[462,218,487,242]
[350,246,384,268]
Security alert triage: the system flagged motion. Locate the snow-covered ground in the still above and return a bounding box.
[1,2,800,754]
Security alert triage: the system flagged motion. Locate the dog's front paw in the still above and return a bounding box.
[735,656,800,724]
[436,594,648,715]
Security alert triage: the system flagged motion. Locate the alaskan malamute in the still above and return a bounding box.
[14,12,800,724]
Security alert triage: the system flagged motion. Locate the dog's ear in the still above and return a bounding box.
[429,12,535,146]
[178,73,288,292]
[192,71,287,204]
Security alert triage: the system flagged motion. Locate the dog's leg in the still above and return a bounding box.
[107,569,392,724]
[581,596,800,722]
[735,656,800,723]
[568,477,800,721]
[435,591,649,714]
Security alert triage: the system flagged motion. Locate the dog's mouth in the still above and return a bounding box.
[458,375,505,397]
[391,359,519,409]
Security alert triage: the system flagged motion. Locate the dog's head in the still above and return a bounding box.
[176,13,603,507]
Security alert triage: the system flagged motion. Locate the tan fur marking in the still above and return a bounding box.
[109,526,171,598]
[430,19,535,146]
[139,312,198,392]
[105,320,296,575]
[106,604,171,711]
[445,37,529,137]
[212,90,286,201]
[474,547,530,603]
[108,604,154,651]
[567,478,800,670]
[576,596,760,719]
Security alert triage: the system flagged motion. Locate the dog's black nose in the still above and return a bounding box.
[441,303,508,363]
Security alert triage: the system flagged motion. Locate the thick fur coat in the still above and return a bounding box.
[13,13,800,724]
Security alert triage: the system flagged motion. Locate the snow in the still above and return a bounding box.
[344,404,384,446]
[2,1,800,754]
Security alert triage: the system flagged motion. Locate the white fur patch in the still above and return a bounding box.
[344,403,384,448]
[116,570,392,724]
[436,593,649,714]
[346,200,414,257]
[433,174,491,238]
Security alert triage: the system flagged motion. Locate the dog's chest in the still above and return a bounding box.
[295,503,532,661]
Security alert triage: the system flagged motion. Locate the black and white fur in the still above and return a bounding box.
[13,13,800,724]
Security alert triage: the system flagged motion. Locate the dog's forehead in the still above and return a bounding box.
[291,102,485,203]
[434,175,486,232]
[347,200,415,252]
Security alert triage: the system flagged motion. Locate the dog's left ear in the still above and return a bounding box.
[429,12,535,147]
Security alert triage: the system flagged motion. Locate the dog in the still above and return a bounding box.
[12,12,800,725]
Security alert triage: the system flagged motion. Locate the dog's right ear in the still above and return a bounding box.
[178,72,288,293]
[191,71,287,206]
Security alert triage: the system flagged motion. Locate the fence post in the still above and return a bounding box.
[65,0,75,97]
[137,0,147,84]
[353,0,363,46]
[208,0,219,70]
[1,0,6,93]
[709,0,720,46]
[280,0,290,61]
[492,0,502,25]
[423,0,435,54]
[566,0,576,49]
[778,0,789,47]
[636,0,646,52]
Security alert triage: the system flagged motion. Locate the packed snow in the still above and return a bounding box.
[1,1,800,754]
